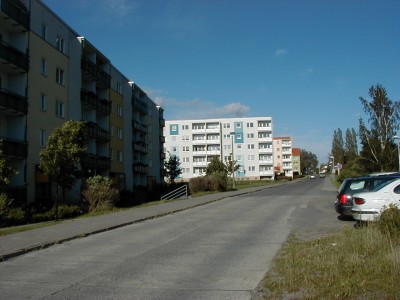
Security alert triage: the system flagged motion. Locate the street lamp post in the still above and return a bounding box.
[394,136,400,172]
[230,132,235,189]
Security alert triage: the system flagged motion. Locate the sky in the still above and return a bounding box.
[43,0,400,164]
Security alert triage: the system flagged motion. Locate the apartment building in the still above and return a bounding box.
[0,0,165,204]
[273,136,293,177]
[292,147,301,175]
[164,117,274,181]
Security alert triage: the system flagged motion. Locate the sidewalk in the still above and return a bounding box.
[0,184,281,262]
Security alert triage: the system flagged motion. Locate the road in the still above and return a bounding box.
[0,178,354,300]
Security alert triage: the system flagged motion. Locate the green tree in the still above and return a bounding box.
[358,84,400,172]
[300,150,318,175]
[39,120,87,220]
[344,128,358,164]
[163,154,182,184]
[331,128,345,165]
[205,156,227,177]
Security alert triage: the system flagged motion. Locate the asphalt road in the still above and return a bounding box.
[0,178,353,300]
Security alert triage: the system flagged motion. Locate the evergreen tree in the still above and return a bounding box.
[344,128,358,163]
[300,150,318,174]
[331,128,345,165]
[163,154,182,184]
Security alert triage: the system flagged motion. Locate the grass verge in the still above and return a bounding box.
[258,224,400,299]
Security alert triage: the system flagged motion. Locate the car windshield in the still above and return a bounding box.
[371,178,397,192]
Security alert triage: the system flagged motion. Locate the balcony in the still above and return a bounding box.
[81,56,111,89]
[0,40,29,72]
[0,137,27,158]
[0,0,30,30]
[81,154,111,170]
[0,88,27,115]
[133,120,147,133]
[84,122,110,142]
[133,141,148,154]
[133,162,148,174]
[81,90,111,115]
[132,97,148,114]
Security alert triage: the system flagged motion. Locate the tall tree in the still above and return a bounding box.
[163,154,182,184]
[344,128,358,163]
[205,156,227,177]
[39,121,87,220]
[331,128,345,165]
[358,84,400,172]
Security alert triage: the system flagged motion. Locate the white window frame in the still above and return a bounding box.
[55,100,65,118]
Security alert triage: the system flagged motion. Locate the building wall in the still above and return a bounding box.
[273,137,293,177]
[164,117,274,181]
[1,0,164,204]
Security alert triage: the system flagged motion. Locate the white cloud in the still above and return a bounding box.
[146,88,250,120]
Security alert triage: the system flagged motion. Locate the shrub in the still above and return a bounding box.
[373,205,400,244]
[0,192,11,218]
[82,176,119,212]
[189,175,227,193]
[5,207,25,225]
[32,204,82,222]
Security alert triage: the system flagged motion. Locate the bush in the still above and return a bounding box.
[373,205,400,244]
[0,192,11,218]
[5,207,26,225]
[32,204,82,222]
[189,175,227,193]
[82,176,119,212]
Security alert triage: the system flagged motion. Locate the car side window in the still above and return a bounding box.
[349,180,367,192]
[394,184,400,194]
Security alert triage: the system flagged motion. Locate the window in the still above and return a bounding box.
[182,125,189,130]
[40,94,46,111]
[171,125,178,131]
[56,68,64,85]
[247,122,254,127]
[117,150,123,162]
[117,82,122,94]
[41,24,47,40]
[40,129,46,147]
[56,36,65,53]
[183,146,189,152]
[248,144,255,149]
[247,133,254,138]
[117,105,123,117]
[40,59,47,75]
[236,123,242,128]
[118,128,123,140]
[55,101,64,118]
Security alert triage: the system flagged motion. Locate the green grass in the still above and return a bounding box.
[259,224,400,299]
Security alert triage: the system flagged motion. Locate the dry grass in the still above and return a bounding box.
[259,224,400,299]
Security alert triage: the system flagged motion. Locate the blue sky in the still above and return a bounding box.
[43,0,400,164]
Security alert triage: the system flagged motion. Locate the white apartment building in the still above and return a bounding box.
[164,117,274,181]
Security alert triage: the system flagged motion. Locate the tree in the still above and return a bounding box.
[300,150,318,175]
[205,156,227,177]
[39,121,87,220]
[344,128,358,164]
[331,128,345,166]
[358,84,400,172]
[163,154,182,184]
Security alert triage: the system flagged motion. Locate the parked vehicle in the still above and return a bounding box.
[351,178,400,222]
[334,172,400,218]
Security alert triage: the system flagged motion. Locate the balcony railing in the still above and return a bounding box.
[0,0,30,29]
[133,142,148,154]
[132,96,148,114]
[81,90,111,115]
[84,122,110,142]
[0,88,27,114]
[0,40,29,71]
[0,137,27,158]
[133,162,148,174]
[81,155,111,170]
[133,120,147,133]
[81,56,111,88]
